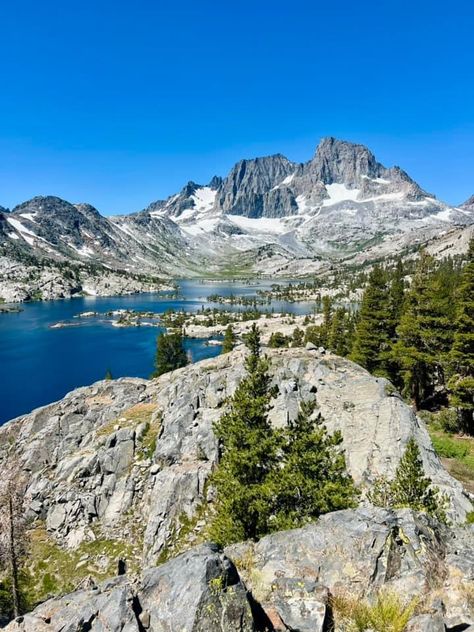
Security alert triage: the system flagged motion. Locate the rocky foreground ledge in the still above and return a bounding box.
[1,347,473,630]
[5,508,474,631]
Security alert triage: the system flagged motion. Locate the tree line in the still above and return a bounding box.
[208,324,447,545]
[305,241,474,434]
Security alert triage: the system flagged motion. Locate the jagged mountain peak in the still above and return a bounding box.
[309,137,385,186]
[180,180,201,197]
[12,195,73,213]
[461,194,474,209]
[208,175,223,189]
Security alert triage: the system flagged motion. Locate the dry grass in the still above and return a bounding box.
[96,403,157,437]
[331,589,419,632]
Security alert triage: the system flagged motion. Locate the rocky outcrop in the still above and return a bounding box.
[225,507,474,631]
[4,544,256,631]
[5,509,474,631]
[1,348,471,572]
[0,255,169,303]
[213,155,297,218]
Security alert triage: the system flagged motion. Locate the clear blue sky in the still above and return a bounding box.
[0,0,473,214]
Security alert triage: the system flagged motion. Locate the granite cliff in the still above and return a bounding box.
[1,347,473,630]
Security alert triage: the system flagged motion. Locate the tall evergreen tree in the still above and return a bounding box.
[0,461,29,619]
[387,259,405,337]
[269,400,358,531]
[392,253,453,409]
[153,329,188,377]
[321,295,333,347]
[222,324,236,353]
[368,437,447,523]
[209,324,280,545]
[328,307,349,356]
[350,265,392,376]
[448,239,474,434]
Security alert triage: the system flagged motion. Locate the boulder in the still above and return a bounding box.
[226,507,474,631]
[4,545,256,632]
[6,510,474,631]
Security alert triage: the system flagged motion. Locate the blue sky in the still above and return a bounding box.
[0,0,473,214]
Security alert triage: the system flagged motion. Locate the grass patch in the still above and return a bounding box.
[157,483,211,564]
[428,427,474,496]
[331,590,418,632]
[136,415,161,460]
[25,525,142,606]
[430,433,470,459]
[96,403,157,437]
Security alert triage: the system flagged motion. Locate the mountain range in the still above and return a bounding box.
[1,137,473,298]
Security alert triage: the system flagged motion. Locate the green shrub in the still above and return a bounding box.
[268,331,289,348]
[422,408,460,433]
[465,511,474,524]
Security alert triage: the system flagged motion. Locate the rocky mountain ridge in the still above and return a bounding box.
[1,347,474,631]
[1,138,473,300]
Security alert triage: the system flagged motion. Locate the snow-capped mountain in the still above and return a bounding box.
[140,137,473,267]
[1,138,473,284]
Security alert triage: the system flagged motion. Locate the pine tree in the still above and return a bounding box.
[104,368,113,381]
[387,259,405,336]
[350,265,392,376]
[268,331,289,348]
[368,438,447,523]
[448,239,474,434]
[209,324,280,545]
[328,307,349,356]
[222,324,236,353]
[153,329,188,377]
[392,253,453,409]
[291,327,304,347]
[321,295,333,347]
[380,259,406,386]
[391,438,447,522]
[269,400,358,531]
[0,460,29,619]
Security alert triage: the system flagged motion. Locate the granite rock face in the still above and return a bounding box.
[1,348,471,567]
[214,154,296,218]
[225,507,474,632]
[1,348,474,630]
[5,510,474,631]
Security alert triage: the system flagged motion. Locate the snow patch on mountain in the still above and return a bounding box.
[227,214,287,234]
[323,183,361,205]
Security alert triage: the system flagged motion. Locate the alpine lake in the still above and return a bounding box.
[0,279,316,424]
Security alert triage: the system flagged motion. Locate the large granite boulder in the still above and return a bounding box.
[225,507,474,632]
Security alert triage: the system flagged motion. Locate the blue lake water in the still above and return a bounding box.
[0,279,314,424]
